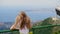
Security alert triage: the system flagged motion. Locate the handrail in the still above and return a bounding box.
[0,29,19,33]
[32,24,60,28]
[0,24,60,33]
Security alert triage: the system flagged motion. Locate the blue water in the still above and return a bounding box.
[0,7,56,22]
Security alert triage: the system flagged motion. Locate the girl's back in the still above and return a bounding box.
[19,26,29,34]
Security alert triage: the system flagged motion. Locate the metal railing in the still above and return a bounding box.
[0,24,60,34]
[0,29,19,33]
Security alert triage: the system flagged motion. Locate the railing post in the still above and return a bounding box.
[32,28,35,34]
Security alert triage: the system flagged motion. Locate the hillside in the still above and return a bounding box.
[33,17,60,26]
[33,17,60,34]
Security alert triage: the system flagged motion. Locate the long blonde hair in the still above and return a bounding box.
[16,11,31,30]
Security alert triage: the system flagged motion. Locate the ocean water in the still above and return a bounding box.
[0,7,56,22]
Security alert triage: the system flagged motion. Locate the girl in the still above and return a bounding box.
[10,11,31,34]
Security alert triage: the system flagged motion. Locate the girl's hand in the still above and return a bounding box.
[10,25,16,30]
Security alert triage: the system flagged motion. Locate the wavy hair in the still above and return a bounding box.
[16,11,31,30]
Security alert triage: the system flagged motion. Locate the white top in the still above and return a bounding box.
[19,26,29,34]
[16,23,29,34]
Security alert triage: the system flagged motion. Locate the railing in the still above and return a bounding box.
[32,24,60,28]
[0,24,60,34]
[0,29,19,33]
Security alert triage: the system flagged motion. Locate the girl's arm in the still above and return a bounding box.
[10,16,20,30]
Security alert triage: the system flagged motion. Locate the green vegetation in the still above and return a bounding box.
[33,17,60,34]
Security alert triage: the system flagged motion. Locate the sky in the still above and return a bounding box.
[0,0,60,22]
